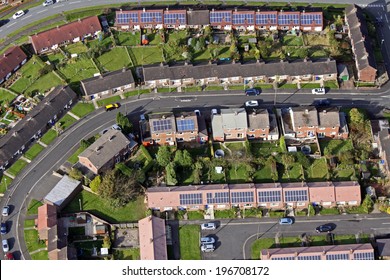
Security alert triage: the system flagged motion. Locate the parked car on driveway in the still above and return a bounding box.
[312,87,326,95]
[200,236,215,245]
[279,217,293,225]
[2,239,9,252]
[245,100,259,107]
[201,223,216,230]
[12,10,25,19]
[201,244,215,252]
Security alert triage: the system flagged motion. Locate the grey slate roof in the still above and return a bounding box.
[44,175,81,208]
[78,129,130,170]
[379,129,390,169]
[345,5,376,74]
[221,108,248,130]
[247,109,270,130]
[377,239,390,257]
[211,114,223,138]
[291,106,318,129]
[143,59,337,82]
[0,86,77,167]
[187,10,210,25]
[318,107,340,128]
[80,68,135,96]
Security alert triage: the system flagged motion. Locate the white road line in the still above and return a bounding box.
[0,29,2,33]
[382,222,390,224]
[70,0,81,4]
[371,228,390,230]
[54,4,64,8]
[21,15,32,21]
[37,9,48,14]
[7,22,16,27]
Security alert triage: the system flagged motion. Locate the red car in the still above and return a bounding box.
[5,252,14,260]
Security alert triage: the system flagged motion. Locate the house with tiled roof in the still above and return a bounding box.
[212,108,248,142]
[345,4,377,82]
[138,216,168,260]
[36,204,57,240]
[80,68,135,100]
[78,129,134,174]
[115,9,164,30]
[0,86,77,170]
[148,112,176,146]
[29,16,102,54]
[0,46,27,84]
[247,109,279,141]
[186,9,210,29]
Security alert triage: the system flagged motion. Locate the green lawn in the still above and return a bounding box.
[283,35,304,46]
[124,89,150,98]
[146,32,164,45]
[307,158,329,181]
[0,175,12,194]
[24,219,36,228]
[59,114,77,130]
[281,162,303,182]
[227,164,248,183]
[70,102,95,118]
[116,31,141,46]
[9,56,45,94]
[334,167,355,181]
[64,42,89,54]
[58,55,99,83]
[30,250,49,260]
[300,83,321,89]
[113,248,140,260]
[205,85,224,91]
[40,129,57,145]
[24,229,47,252]
[193,48,212,61]
[179,224,201,260]
[97,47,132,71]
[129,46,163,66]
[87,36,114,49]
[41,52,66,65]
[187,211,204,220]
[251,142,281,157]
[27,199,43,215]
[319,139,354,156]
[7,159,29,177]
[25,72,64,95]
[62,190,147,223]
[96,95,121,107]
[24,143,45,161]
[254,166,273,182]
[0,89,17,103]
[68,146,88,164]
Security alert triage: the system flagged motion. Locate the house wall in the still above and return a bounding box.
[151,132,175,145]
[247,128,270,140]
[78,157,99,174]
[295,126,318,138]
[176,131,198,142]
[358,67,376,82]
[224,128,247,140]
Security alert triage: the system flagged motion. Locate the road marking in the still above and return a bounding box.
[382,222,390,224]
[54,4,64,8]
[37,9,48,14]
[70,0,81,3]
[21,15,32,21]
[371,228,390,230]
[7,22,16,27]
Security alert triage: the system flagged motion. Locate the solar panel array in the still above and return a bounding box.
[232,13,254,25]
[164,13,186,24]
[326,254,349,260]
[271,256,295,260]
[258,190,281,202]
[285,190,308,202]
[210,11,232,24]
[301,14,322,25]
[297,255,321,260]
[140,12,163,23]
[117,12,139,24]
[255,13,277,25]
[278,13,300,25]
[152,119,173,132]
[206,192,230,204]
[176,119,195,132]
[180,193,203,205]
[231,191,254,203]
[353,252,374,260]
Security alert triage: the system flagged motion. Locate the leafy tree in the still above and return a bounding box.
[211,48,220,60]
[102,235,111,248]
[116,112,132,134]
[349,108,365,125]
[267,156,278,182]
[69,168,83,181]
[361,194,374,214]
[279,136,287,153]
[282,153,295,177]
[295,152,310,169]
[193,160,203,184]
[245,162,256,182]
[181,150,193,168]
[338,150,354,165]
[166,162,178,186]
[90,175,102,193]
[115,162,133,177]
[254,155,267,169]
[156,146,172,167]
[80,139,90,149]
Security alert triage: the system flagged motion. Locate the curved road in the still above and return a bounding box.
[0,91,389,259]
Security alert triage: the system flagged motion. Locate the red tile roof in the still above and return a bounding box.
[29,16,101,54]
[138,216,167,260]
[0,46,27,82]
[37,204,57,240]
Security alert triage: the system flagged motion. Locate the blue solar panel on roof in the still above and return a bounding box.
[210,11,232,23]
[255,13,277,25]
[231,191,254,203]
[176,119,195,132]
[206,192,229,204]
[140,12,163,23]
[180,193,202,205]
[164,13,186,24]
[117,13,139,24]
[232,13,254,25]
[152,119,172,132]
[300,14,322,25]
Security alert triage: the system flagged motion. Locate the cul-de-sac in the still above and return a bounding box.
[1,0,390,261]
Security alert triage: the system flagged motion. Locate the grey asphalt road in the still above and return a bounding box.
[0,0,382,40]
[200,214,390,260]
[1,91,390,260]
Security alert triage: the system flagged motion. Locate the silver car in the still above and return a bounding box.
[2,239,9,253]
[200,236,215,245]
[201,223,216,230]
[201,244,214,252]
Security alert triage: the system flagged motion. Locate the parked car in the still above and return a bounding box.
[43,0,54,6]
[5,252,14,260]
[105,103,120,112]
[2,239,9,253]
[314,98,331,106]
[200,244,215,252]
[1,222,6,235]
[279,217,293,225]
[211,109,218,115]
[194,110,201,117]
[316,224,334,233]
[201,223,216,230]
[99,128,109,135]
[200,236,215,245]
[245,88,260,96]
[112,124,121,130]
[245,100,259,107]
[312,88,326,95]
[12,10,25,20]
[2,205,9,217]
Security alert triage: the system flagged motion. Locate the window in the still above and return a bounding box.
[156,139,161,142]
[166,138,172,142]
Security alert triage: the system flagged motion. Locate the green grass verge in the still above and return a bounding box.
[24,143,45,161]
[27,199,43,215]
[96,95,121,107]
[179,224,201,260]
[24,229,46,252]
[70,102,95,118]
[30,250,49,260]
[24,219,36,228]
[62,190,147,223]
[124,89,150,98]
[40,129,57,145]
[0,175,12,194]
[59,114,77,130]
[68,146,88,164]
[113,248,140,260]
[187,211,204,220]
[7,159,28,177]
